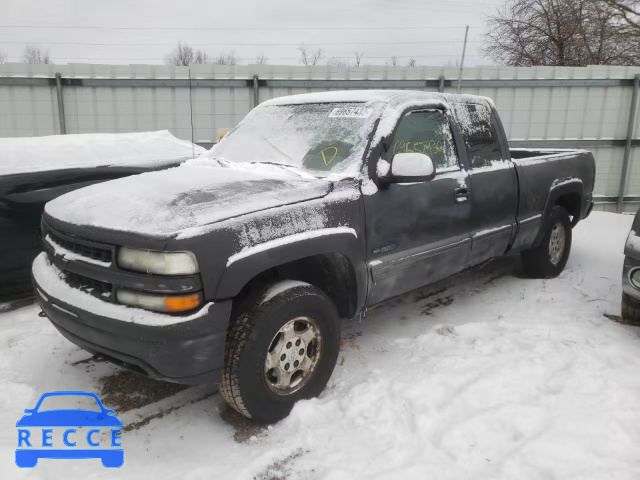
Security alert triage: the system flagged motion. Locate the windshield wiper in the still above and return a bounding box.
[248,162,312,179]
[249,161,297,169]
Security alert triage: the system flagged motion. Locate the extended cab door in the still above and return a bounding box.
[450,102,518,266]
[363,108,472,306]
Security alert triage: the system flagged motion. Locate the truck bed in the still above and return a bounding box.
[509,147,596,237]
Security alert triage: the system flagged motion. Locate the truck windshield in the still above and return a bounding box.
[204,102,381,175]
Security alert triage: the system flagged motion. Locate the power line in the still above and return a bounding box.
[5,53,484,61]
[0,24,481,31]
[0,40,483,47]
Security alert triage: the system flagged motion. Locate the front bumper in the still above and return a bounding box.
[32,253,231,385]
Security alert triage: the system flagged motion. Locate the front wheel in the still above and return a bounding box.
[219,281,341,423]
[521,206,572,279]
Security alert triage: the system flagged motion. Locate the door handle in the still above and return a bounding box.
[453,187,469,203]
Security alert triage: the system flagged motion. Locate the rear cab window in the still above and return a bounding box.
[386,109,460,173]
[451,102,504,169]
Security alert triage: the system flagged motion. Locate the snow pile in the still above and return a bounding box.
[0,130,204,176]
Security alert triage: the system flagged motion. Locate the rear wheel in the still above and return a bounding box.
[219,281,340,423]
[521,206,572,279]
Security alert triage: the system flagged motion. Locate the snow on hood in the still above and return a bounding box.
[44,161,332,237]
[0,130,204,176]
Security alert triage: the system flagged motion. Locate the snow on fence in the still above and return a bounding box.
[1,62,639,211]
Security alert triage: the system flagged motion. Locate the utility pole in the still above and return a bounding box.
[457,25,469,93]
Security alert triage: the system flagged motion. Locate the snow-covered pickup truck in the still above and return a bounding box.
[32,91,595,423]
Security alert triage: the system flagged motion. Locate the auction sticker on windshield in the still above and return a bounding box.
[328,107,372,118]
[15,391,123,468]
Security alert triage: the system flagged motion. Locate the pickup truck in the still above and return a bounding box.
[32,91,595,424]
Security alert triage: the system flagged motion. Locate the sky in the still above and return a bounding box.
[0,0,506,66]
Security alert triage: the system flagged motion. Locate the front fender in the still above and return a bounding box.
[215,227,366,306]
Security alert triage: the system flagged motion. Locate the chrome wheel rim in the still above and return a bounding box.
[548,223,566,265]
[264,317,322,395]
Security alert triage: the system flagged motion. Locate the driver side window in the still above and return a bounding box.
[386,110,459,171]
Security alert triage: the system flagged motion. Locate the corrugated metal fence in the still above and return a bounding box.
[1,62,639,211]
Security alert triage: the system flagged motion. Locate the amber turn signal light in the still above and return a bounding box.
[163,293,202,312]
[117,289,203,313]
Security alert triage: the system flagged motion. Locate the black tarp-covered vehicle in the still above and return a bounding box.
[0,131,202,298]
[32,91,595,423]
[621,209,640,325]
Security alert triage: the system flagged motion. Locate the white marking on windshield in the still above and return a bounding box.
[328,107,372,118]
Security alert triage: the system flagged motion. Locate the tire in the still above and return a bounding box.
[621,292,640,326]
[219,281,341,424]
[521,206,572,279]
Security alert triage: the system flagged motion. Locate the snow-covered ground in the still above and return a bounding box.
[1,211,639,480]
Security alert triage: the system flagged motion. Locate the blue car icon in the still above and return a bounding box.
[16,391,123,468]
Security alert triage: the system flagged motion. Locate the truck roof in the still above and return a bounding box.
[262,90,494,108]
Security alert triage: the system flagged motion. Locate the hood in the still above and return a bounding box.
[44,162,332,238]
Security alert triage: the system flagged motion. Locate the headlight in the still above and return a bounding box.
[116,289,202,313]
[631,269,640,289]
[117,248,199,275]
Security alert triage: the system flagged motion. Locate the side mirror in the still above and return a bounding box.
[382,153,436,183]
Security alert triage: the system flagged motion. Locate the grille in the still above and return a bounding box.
[47,228,112,264]
[65,271,113,300]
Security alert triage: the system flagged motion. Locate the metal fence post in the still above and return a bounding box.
[617,74,640,213]
[438,75,445,93]
[54,72,66,134]
[253,75,259,107]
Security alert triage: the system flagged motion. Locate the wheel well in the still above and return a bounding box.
[234,253,359,320]
[554,192,582,226]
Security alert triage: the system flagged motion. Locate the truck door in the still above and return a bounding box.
[363,109,472,306]
[452,102,518,266]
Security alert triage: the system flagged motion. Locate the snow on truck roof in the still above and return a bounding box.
[262,90,495,108]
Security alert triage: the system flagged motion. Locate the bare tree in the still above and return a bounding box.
[213,51,238,65]
[23,45,50,64]
[327,57,351,67]
[165,42,218,66]
[194,50,212,64]
[485,0,640,66]
[605,0,640,30]
[0,50,6,64]
[298,44,323,65]
[327,52,364,67]
[165,42,195,66]
[387,56,398,66]
[255,52,267,64]
[407,57,417,67]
